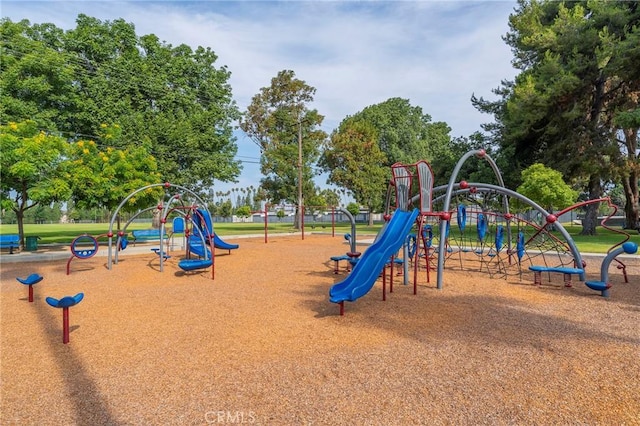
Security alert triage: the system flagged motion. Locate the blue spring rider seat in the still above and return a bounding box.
[46,293,84,344]
[16,273,43,302]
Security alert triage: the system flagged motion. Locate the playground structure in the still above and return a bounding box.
[585,241,638,296]
[329,149,635,314]
[45,292,84,344]
[106,182,239,280]
[329,207,360,274]
[67,233,128,275]
[16,273,43,302]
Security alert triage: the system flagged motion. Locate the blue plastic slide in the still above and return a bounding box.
[212,232,239,250]
[329,209,419,304]
[188,237,211,259]
[194,209,239,250]
[178,237,213,272]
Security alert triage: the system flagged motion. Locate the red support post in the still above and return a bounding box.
[339,301,344,316]
[66,256,74,275]
[62,307,70,344]
[533,271,542,286]
[382,267,386,301]
[414,230,420,296]
[28,285,34,303]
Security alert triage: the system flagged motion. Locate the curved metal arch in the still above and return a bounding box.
[437,150,509,289]
[107,183,213,270]
[436,181,584,290]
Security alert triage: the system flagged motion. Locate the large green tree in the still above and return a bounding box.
[320,118,388,224]
[0,19,79,131]
[322,98,453,215]
[1,16,242,193]
[64,123,162,221]
[0,121,72,247]
[517,163,578,211]
[240,70,327,229]
[352,97,452,167]
[473,0,640,234]
[0,120,162,242]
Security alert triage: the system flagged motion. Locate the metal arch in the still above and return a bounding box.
[437,150,507,289]
[435,149,574,289]
[435,182,584,289]
[107,183,213,270]
[336,207,357,254]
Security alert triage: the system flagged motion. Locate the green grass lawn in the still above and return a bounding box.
[0,221,637,254]
[0,221,362,246]
[560,225,639,253]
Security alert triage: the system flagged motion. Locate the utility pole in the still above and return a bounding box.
[297,119,303,230]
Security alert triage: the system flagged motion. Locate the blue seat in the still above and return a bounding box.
[178,259,212,271]
[0,234,20,254]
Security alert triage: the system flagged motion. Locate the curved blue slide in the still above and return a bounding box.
[188,237,211,258]
[194,209,239,250]
[329,209,419,304]
[179,238,213,271]
[212,232,239,251]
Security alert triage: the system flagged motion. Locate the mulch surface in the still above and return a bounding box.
[1,234,639,425]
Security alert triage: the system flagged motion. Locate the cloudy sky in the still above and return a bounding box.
[2,0,519,195]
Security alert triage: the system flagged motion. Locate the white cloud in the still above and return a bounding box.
[2,0,518,194]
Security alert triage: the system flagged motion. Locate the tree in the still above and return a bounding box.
[2,16,242,194]
[240,70,327,229]
[346,202,360,218]
[0,19,80,132]
[432,133,506,187]
[473,1,640,234]
[319,188,340,208]
[305,189,328,217]
[218,199,233,220]
[613,111,640,231]
[320,119,388,225]
[235,205,251,220]
[324,98,453,216]
[0,121,72,247]
[350,98,452,166]
[517,163,578,212]
[63,123,163,224]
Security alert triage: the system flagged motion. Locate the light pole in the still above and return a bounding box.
[297,119,303,230]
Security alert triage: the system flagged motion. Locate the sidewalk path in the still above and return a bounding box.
[0,232,306,264]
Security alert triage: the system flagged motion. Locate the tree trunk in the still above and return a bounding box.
[622,172,639,231]
[152,209,161,228]
[367,207,374,226]
[580,175,603,236]
[621,128,639,231]
[293,206,300,230]
[15,208,25,249]
[15,186,29,248]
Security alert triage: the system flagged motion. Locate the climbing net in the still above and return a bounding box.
[409,188,582,282]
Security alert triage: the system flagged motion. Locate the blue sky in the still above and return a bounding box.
[2,0,519,197]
